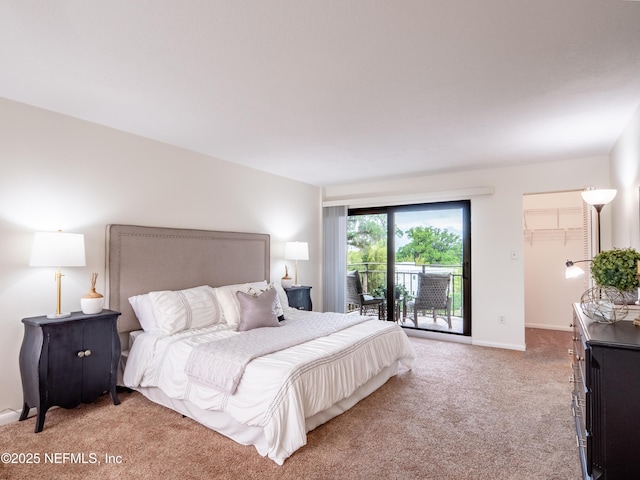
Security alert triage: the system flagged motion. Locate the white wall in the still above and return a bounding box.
[324,156,610,351]
[610,104,640,251]
[0,98,321,413]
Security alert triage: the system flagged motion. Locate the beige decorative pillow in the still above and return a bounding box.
[247,283,286,320]
[235,288,280,331]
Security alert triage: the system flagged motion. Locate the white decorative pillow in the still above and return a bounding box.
[128,293,159,332]
[235,288,280,331]
[274,283,290,309]
[148,285,224,336]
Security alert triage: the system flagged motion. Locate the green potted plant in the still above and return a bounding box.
[591,247,640,304]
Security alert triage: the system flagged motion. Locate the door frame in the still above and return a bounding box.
[349,200,471,336]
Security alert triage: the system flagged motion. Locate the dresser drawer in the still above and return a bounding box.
[571,315,589,386]
[571,373,587,425]
[571,309,592,480]
[572,393,589,475]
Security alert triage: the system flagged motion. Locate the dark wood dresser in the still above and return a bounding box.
[19,310,121,432]
[571,304,640,479]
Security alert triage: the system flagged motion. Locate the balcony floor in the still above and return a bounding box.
[347,305,464,335]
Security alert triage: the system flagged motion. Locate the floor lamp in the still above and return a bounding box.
[565,188,617,281]
[581,188,617,254]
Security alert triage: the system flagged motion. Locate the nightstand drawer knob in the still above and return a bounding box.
[77,349,92,358]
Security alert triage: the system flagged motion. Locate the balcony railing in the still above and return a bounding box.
[347,262,464,317]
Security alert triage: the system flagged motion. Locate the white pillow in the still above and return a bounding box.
[274,283,290,309]
[128,293,159,332]
[148,285,224,335]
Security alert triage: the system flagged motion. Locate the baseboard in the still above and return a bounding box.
[1,409,22,427]
[405,329,526,351]
[525,323,573,332]
[472,339,526,351]
[0,407,37,427]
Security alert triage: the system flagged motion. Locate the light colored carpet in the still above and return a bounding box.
[0,329,580,480]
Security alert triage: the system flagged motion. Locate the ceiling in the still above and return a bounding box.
[2,1,640,187]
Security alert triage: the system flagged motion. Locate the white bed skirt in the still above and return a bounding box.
[131,361,400,463]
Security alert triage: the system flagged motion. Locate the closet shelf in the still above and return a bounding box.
[523,207,583,231]
[524,227,582,245]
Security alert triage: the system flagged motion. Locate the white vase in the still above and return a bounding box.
[81,289,104,314]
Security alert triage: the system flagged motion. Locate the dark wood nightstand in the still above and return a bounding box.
[284,286,312,311]
[19,310,121,432]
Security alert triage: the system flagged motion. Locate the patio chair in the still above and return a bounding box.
[346,270,384,319]
[407,272,452,328]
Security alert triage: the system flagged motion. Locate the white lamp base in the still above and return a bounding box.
[46,312,71,319]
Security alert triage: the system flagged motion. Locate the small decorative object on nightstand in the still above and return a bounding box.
[81,272,104,314]
[284,286,312,311]
[19,310,121,432]
[281,265,293,289]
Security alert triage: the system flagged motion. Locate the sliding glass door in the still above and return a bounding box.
[346,212,388,302]
[347,201,471,336]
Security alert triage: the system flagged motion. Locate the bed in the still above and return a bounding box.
[106,224,415,465]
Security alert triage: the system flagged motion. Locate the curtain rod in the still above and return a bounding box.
[322,186,494,208]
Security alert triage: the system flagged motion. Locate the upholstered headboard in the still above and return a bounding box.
[106,224,270,346]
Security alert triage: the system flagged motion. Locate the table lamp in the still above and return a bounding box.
[285,241,309,287]
[30,230,86,318]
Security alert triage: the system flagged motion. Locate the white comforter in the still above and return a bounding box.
[124,309,415,464]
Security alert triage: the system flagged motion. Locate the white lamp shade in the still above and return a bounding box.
[285,241,309,261]
[581,189,617,206]
[565,264,585,279]
[30,232,86,267]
